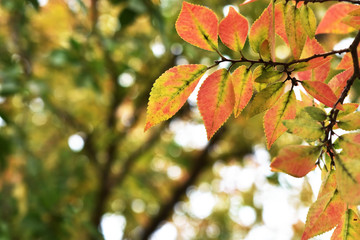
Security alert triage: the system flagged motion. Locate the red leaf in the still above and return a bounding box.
[296,38,331,82]
[270,145,321,177]
[301,80,344,111]
[198,69,235,140]
[302,171,347,240]
[328,69,354,98]
[337,45,360,71]
[175,2,218,51]
[232,65,253,117]
[219,7,248,52]
[145,64,207,131]
[264,90,296,149]
[316,3,359,34]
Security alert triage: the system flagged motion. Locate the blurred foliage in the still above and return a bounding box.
[0,0,318,239]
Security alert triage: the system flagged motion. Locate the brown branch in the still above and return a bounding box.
[138,127,226,240]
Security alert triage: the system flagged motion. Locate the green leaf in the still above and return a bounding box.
[283,118,323,141]
[304,106,327,122]
[334,154,360,205]
[245,81,285,118]
[253,66,284,84]
[300,5,317,39]
[338,112,360,130]
[337,133,360,158]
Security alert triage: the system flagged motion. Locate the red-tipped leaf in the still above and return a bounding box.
[232,65,253,117]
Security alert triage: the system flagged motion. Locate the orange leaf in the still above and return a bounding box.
[316,3,358,34]
[145,64,207,131]
[337,132,360,158]
[328,69,354,98]
[337,45,360,71]
[219,7,248,52]
[264,90,296,149]
[301,80,344,111]
[342,7,360,30]
[175,2,218,51]
[296,38,331,82]
[331,209,360,240]
[198,69,235,140]
[302,171,347,240]
[232,65,253,117]
[270,145,321,177]
[249,2,286,60]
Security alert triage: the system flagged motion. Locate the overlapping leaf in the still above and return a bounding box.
[316,3,359,34]
[253,66,284,84]
[337,132,360,158]
[328,69,354,98]
[300,5,317,39]
[302,171,346,240]
[296,38,331,82]
[245,81,285,118]
[175,2,218,51]
[342,8,360,30]
[232,65,253,117]
[198,69,235,140]
[264,90,296,149]
[334,154,360,204]
[219,7,248,52]
[338,112,360,131]
[284,3,307,59]
[331,209,360,240]
[270,145,321,177]
[337,45,360,71]
[283,118,323,141]
[145,64,207,131]
[301,80,344,111]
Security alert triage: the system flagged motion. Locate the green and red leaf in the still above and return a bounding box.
[302,171,347,240]
[283,118,323,141]
[232,65,253,117]
[284,3,307,59]
[300,5,317,39]
[338,112,360,131]
[145,64,207,131]
[328,69,354,98]
[270,145,321,177]
[175,2,218,51]
[334,154,360,205]
[245,81,286,118]
[219,7,248,52]
[337,132,360,158]
[198,69,235,140]
[316,3,359,34]
[264,90,296,149]
[331,209,360,240]
[342,7,360,30]
[301,80,344,111]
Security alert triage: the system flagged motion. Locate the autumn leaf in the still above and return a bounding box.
[283,118,323,141]
[145,64,207,131]
[316,3,359,34]
[342,8,360,30]
[264,90,296,149]
[334,154,360,205]
[331,209,360,240]
[337,45,360,71]
[219,7,248,52]
[300,5,316,39]
[284,3,307,59]
[302,171,346,240]
[328,69,354,97]
[301,80,344,111]
[253,66,284,84]
[245,81,285,118]
[337,132,360,158]
[175,2,218,51]
[337,103,359,119]
[304,106,327,122]
[198,69,235,140]
[232,65,253,117]
[270,145,321,177]
[296,38,331,82]
[338,112,360,131]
